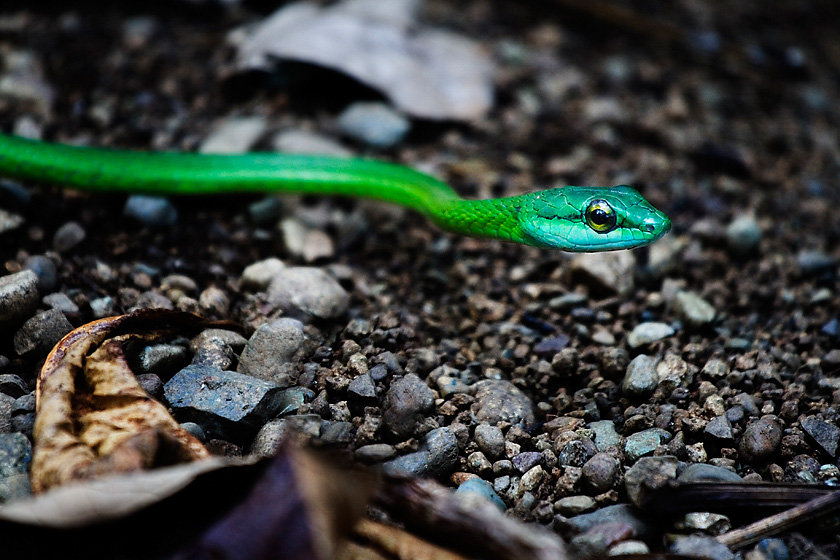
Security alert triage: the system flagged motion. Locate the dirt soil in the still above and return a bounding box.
[1,0,840,558]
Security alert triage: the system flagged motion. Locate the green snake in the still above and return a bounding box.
[0,133,670,251]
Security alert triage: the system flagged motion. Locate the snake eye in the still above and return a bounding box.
[585,199,617,233]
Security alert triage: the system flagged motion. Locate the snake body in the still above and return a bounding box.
[0,133,670,251]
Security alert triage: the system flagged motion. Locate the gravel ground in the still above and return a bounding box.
[1,1,840,558]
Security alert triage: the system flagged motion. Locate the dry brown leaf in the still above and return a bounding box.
[31,310,233,493]
[235,0,494,121]
[340,519,469,560]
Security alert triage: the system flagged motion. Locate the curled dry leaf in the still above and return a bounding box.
[31,310,235,493]
[234,0,494,121]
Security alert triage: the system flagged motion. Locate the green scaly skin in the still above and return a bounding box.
[0,133,670,251]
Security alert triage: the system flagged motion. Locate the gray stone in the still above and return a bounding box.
[0,375,27,398]
[190,334,236,371]
[382,373,435,438]
[739,418,782,463]
[136,343,189,378]
[0,270,39,328]
[473,379,535,426]
[0,433,31,502]
[42,292,79,314]
[274,387,315,416]
[382,427,459,478]
[348,373,377,404]
[123,195,178,227]
[581,452,619,493]
[0,393,15,434]
[554,495,596,516]
[240,258,286,291]
[589,420,622,451]
[562,503,656,542]
[512,451,543,473]
[670,535,734,560]
[796,250,837,276]
[248,415,322,458]
[164,364,285,441]
[436,375,473,397]
[53,221,86,252]
[673,290,716,327]
[626,322,675,348]
[0,209,23,235]
[621,354,659,397]
[13,308,73,356]
[704,415,735,448]
[354,443,396,463]
[608,541,650,556]
[181,422,206,442]
[455,478,506,512]
[266,266,349,320]
[23,255,57,293]
[726,214,761,255]
[337,102,410,148]
[199,116,267,154]
[801,416,839,458]
[474,423,505,458]
[319,421,354,444]
[237,318,305,384]
[557,437,598,467]
[624,455,678,507]
[90,296,117,318]
[678,463,742,483]
[570,251,636,296]
[136,373,163,399]
[271,129,353,157]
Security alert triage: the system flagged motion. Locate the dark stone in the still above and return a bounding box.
[348,373,377,404]
[163,364,284,441]
[704,415,735,449]
[739,418,782,463]
[533,335,570,356]
[382,374,435,438]
[382,427,458,477]
[473,379,535,426]
[512,451,543,473]
[801,416,840,458]
[0,374,28,398]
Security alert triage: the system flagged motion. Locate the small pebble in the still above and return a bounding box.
[473,379,535,426]
[265,266,350,320]
[337,102,410,148]
[348,373,377,404]
[272,129,353,157]
[581,422,616,450]
[90,296,117,318]
[726,214,761,254]
[163,364,285,441]
[0,375,28,399]
[136,373,163,399]
[382,373,435,438]
[455,478,506,512]
[0,270,40,328]
[670,535,734,560]
[801,416,839,458]
[512,451,543,473]
[624,430,664,463]
[382,426,459,478]
[199,116,267,154]
[624,455,678,507]
[249,415,322,458]
[240,258,286,291]
[739,418,782,463]
[123,195,178,227]
[626,322,675,348]
[23,255,57,293]
[42,292,79,314]
[554,495,596,516]
[0,209,24,235]
[474,423,506,458]
[608,541,650,556]
[678,463,742,483]
[13,308,73,356]
[582,452,619,493]
[237,318,305,384]
[52,221,86,252]
[354,443,397,463]
[570,251,636,296]
[0,432,31,502]
[621,354,659,397]
[673,290,716,326]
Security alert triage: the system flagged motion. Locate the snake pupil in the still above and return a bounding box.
[585,200,617,233]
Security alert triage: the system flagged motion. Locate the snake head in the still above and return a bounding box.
[517,185,671,251]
